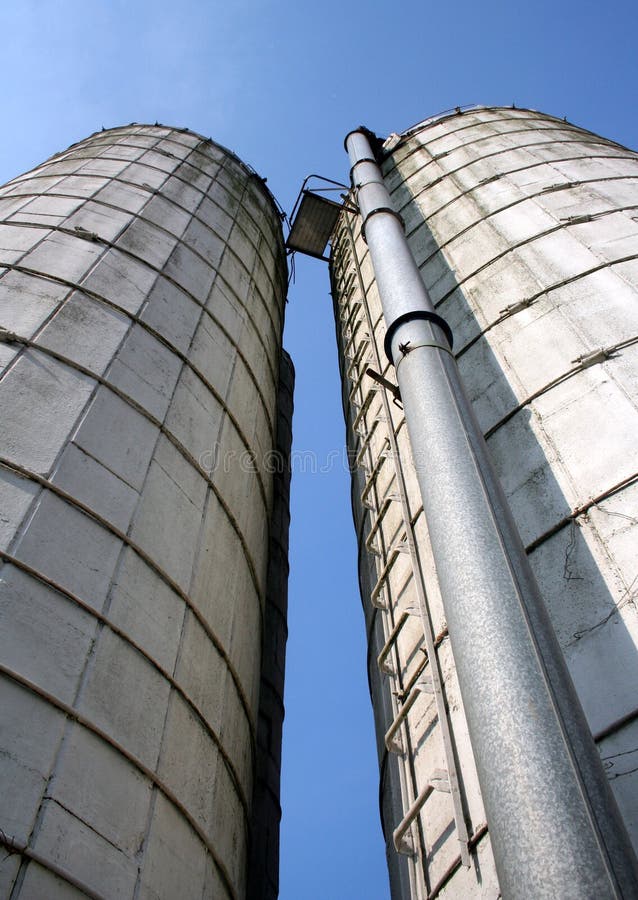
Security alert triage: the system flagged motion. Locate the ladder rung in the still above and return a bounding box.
[360,441,391,508]
[365,496,392,554]
[355,418,380,467]
[352,389,376,434]
[348,354,372,382]
[347,343,371,379]
[393,770,451,855]
[397,655,430,701]
[348,364,369,404]
[370,546,400,606]
[350,384,378,413]
[385,674,435,751]
[337,271,356,301]
[355,413,386,445]
[342,300,361,330]
[377,611,409,674]
[384,684,420,753]
[394,416,406,439]
[343,320,363,357]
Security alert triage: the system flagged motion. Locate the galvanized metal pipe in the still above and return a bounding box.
[345,128,638,899]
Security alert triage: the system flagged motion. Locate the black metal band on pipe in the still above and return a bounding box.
[344,129,364,151]
[361,206,404,243]
[344,127,382,152]
[349,157,379,179]
[384,310,454,364]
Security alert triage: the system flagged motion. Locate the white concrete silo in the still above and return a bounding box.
[0,124,292,899]
[330,107,638,898]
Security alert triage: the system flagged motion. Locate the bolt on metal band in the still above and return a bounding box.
[395,342,456,371]
[384,310,454,364]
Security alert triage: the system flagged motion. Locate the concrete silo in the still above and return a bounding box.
[0,124,292,899]
[329,107,638,898]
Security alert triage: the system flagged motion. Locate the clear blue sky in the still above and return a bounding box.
[1,2,637,898]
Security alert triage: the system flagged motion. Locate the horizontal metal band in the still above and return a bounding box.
[484,335,638,440]
[0,204,280,438]
[405,106,631,154]
[349,156,379,178]
[400,105,537,143]
[37,135,221,191]
[68,125,286,223]
[0,307,271,621]
[0,328,269,614]
[398,140,638,240]
[0,191,280,394]
[391,156,638,257]
[0,176,283,382]
[455,253,638,360]
[0,262,273,518]
[525,471,638,555]
[384,311,454,364]
[7,131,285,272]
[402,175,638,272]
[0,163,286,338]
[0,831,106,900]
[430,209,638,314]
[361,206,404,243]
[385,119,637,195]
[0,662,237,900]
[395,342,455,373]
[0,542,252,817]
[0,457,259,742]
[340,157,638,305]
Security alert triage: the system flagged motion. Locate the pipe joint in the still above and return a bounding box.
[361,207,404,244]
[349,157,378,181]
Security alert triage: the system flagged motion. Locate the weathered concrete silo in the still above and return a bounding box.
[329,107,638,898]
[0,124,292,899]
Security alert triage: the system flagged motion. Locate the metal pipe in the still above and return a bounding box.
[345,128,638,899]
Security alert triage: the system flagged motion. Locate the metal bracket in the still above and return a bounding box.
[0,328,26,345]
[73,225,101,242]
[500,297,532,317]
[571,347,612,368]
[366,367,402,407]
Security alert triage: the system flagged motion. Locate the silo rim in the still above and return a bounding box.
[43,122,287,226]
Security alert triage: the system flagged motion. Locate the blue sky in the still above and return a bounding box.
[1,2,637,898]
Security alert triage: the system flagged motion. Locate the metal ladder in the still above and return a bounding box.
[338,218,473,879]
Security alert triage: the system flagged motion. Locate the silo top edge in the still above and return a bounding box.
[397,104,571,138]
[394,104,635,152]
[43,122,287,227]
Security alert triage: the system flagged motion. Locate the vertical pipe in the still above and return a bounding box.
[345,128,638,899]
